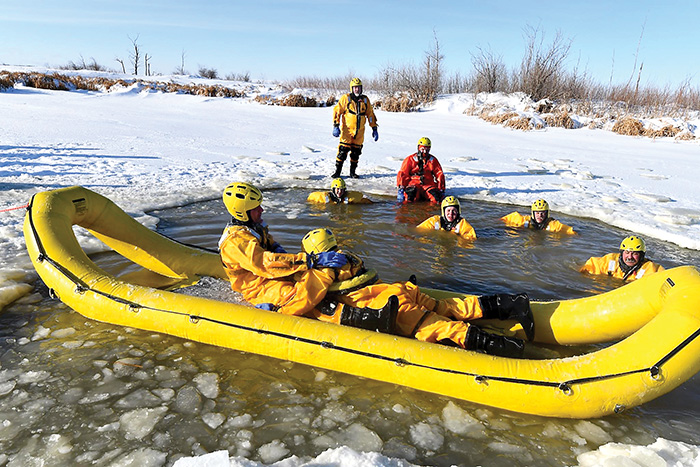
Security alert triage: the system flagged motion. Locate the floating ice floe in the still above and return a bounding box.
[640,173,669,180]
[265,151,289,156]
[633,193,673,203]
[301,145,318,153]
[443,166,459,173]
[452,156,478,162]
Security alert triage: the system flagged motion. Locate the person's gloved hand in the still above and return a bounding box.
[397,187,405,203]
[255,303,276,311]
[271,242,286,254]
[307,251,348,269]
[332,125,340,138]
[372,127,379,141]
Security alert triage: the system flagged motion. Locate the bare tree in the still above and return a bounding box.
[470,46,507,93]
[518,25,572,101]
[144,54,151,76]
[128,34,141,75]
[115,58,126,74]
[174,50,187,75]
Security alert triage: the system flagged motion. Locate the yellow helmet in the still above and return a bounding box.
[620,235,646,253]
[531,199,549,213]
[441,196,460,217]
[349,77,363,89]
[222,182,263,222]
[418,137,432,148]
[302,228,338,255]
[330,178,346,190]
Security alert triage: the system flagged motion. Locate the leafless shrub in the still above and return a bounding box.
[612,116,644,136]
[254,95,276,105]
[480,110,519,125]
[59,56,110,71]
[325,95,336,106]
[198,67,219,79]
[225,72,251,82]
[505,116,534,130]
[470,46,508,93]
[281,94,317,107]
[517,25,572,101]
[0,74,13,91]
[675,131,696,141]
[376,93,415,112]
[643,125,681,139]
[543,107,576,128]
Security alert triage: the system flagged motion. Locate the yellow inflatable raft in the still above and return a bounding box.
[23,186,700,419]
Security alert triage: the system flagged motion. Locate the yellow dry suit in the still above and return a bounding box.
[500,211,575,234]
[219,223,335,316]
[307,190,372,204]
[580,252,665,281]
[316,250,486,348]
[417,215,476,240]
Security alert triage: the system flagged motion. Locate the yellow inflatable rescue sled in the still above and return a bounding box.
[23,186,700,418]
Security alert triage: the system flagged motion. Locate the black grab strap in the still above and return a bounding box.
[26,198,700,393]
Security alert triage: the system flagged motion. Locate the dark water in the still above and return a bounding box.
[3,189,700,466]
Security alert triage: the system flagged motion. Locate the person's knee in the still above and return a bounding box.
[337,145,350,161]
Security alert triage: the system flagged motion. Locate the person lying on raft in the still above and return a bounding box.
[580,235,665,282]
[307,177,373,205]
[416,196,476,240]
[500,199,575,234]
[294,228,535,358]
[219,182,393,326]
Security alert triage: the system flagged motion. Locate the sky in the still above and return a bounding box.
[1,0,699,86]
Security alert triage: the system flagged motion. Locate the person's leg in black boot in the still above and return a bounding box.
[478,293,535,341]
[466,324,525,357]
[333,145,350,178]
[349,146,362,178]
[340,295,398,333]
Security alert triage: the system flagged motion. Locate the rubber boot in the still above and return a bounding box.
[340,295,398,334]
[332,160,344,178]
[478,293,535,341]
[349,161,360,179]
[466,325,525,358]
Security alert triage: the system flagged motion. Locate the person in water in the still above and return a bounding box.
[396,137,445,204]
[294,227,535,358]
[307,177,373,204]
[500,199,575,234]
[219,182,393,327]
[580,235,665,281]
[417,196,476,240]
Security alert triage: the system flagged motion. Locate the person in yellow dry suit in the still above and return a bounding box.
[219,182,349,316]
[307,177,373,204]
[299,228,536,358]
[331,77,378,179]
[500,199,575,234]
[417,196,476,240]
[219,182,394,329]
[580,235,665,282]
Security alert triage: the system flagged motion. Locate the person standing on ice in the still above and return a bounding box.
[219,182,394,329]
[500,199,576,234]
[396,137,445,204]
[331,78,378,179]
[417,196,476,240]
[307,177,373,204]
[299,227,535,358]
[580,235,665,281]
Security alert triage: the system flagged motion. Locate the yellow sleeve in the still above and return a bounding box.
[580,253,618,276]
[277,268,336,316]
[333,94,348,126]
[417,215,441,230]
[501,212,527,227]
[307,191,330,204]
[456,219,477,240]
[346,191,373,204]
[548,219,576,234]
[220,227,308,279]
[365,99,378,128]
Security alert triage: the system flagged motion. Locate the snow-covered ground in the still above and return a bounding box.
[2,66,700,465]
